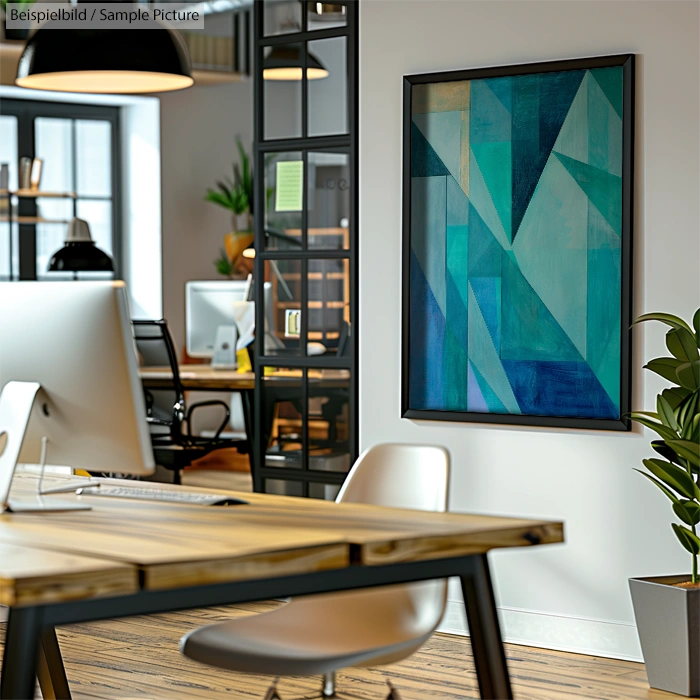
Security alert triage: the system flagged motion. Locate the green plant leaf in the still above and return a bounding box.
[235,138,253,215]
[677,391,699,428]
[673,502,694,525]
[666,328,700,362]
[630,410,661,420]
[651,440,684,466]
[672,523,700,555]
[216,180,232,198]
[685,414,700,443]
[676,361,700,391]
[629,414,680,442]
[644,358,683,384]
[642,459,700,500]
[214,249,233,277]
[633,313,693,333]
[657,395,678,431]
[674,500,700,526]
[687,414,700,445]
[635,469,680,504]
[693,308,700,344]
[662,387,691,411]
[205,190,235,210]
[667,439,700,468]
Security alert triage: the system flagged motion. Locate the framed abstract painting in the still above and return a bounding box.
[401,54,634,430]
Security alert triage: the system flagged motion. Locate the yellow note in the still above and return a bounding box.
[275,161,303,211]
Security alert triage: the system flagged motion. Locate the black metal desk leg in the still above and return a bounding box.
[460,554,513,699]
[0,606,42,700]
[240,390,262,492]
[37,626,72,699]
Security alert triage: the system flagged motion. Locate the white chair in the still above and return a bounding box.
[180,443,450,699]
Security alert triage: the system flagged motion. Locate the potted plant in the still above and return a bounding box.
[629,308,700,697]
[1,0,34,40]
[205,138,255,279]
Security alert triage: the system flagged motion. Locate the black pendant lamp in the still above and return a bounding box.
[263,46,328,81]
[48,218,114,276]
[16,14,193,94]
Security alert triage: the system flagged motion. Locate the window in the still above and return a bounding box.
[0,99,121,280]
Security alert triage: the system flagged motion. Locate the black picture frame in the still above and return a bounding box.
[401,54,635,431]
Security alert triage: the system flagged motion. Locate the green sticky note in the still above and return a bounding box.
[275,161,303,212]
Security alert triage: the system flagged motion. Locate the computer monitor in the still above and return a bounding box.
[185,280,251,358]
[0,281,155,512]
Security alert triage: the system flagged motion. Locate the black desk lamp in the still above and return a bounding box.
[48,217,114,279]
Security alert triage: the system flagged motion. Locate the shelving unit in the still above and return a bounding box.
[268,227,350,345]
[0,190,76,281]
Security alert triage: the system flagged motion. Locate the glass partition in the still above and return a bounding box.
[254,0,357,497]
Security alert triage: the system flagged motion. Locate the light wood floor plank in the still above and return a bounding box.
[0,602,667,700]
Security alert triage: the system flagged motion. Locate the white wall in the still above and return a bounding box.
[159,78,253,353]
[121,98,162,319]
[360,0,699,660]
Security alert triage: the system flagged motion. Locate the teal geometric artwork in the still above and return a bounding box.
[403,56,634,429]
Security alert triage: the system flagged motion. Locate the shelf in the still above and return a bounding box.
[15,190,77,199]
[285,228,349,236]
[0,216,70,224]
[281,272,345,281]
[276,301,345,310]
[0,190,77,199]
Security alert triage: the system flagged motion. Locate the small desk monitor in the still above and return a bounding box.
[0,281,155,512]
[185,280,250,358]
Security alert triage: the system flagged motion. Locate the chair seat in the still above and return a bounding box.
[180,583,443,677]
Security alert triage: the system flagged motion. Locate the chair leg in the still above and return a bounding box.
[173,468,181,485]
[385,680,402,700]
[263,677,281,700]
[322,671,336,697]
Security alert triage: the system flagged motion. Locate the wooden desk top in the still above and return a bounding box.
[139,366,351,391]
[0,542,138,608]
[0,471,563,606]
[140,366,255,390]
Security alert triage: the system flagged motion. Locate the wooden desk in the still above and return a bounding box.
[0,471,564,700]
[140,366,256,391]
[139,366,350,392]
[139,367,352,491]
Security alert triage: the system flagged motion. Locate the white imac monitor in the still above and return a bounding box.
[185,280,250,358]
[0,281,155,512]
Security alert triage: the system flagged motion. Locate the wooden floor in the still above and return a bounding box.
[0,601,671,700]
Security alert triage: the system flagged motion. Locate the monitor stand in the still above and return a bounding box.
[0,381,92,514]
[210,324,238,370]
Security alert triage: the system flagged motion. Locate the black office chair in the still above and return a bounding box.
[133,319,246,484]
[337,320,351,357]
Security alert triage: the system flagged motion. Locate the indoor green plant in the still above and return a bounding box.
[628,308,700,697]
[1,0,34,40]
[205,138,254,278]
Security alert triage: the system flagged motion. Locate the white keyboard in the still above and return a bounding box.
[81,485,247,507]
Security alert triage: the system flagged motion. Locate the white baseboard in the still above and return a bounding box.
[439,600,643,663]
[0,602,641,662]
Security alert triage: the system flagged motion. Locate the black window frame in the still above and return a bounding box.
[253,0,359,496]
[0,98,122,281]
